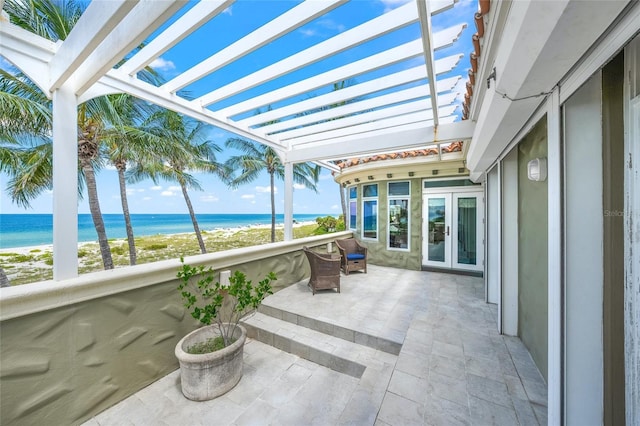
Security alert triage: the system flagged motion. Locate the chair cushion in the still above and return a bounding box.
[346,253,365,260]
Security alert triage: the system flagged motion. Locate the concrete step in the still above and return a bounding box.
[242,312,388,378]
[257,304,402,355]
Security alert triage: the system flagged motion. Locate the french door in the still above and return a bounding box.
[422,191,484,271]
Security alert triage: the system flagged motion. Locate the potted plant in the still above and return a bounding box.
[175,258,276,401]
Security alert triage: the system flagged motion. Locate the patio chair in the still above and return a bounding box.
[303,246,341,295]
[335,238,367,275]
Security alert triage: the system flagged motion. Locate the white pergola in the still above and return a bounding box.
[0,0,475,280]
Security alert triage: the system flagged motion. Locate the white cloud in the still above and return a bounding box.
[143,197,152,201]
[256,185,277,194]
[223,5,233,15]
[149,57,176,71]
[316,19,346,33]
[331,204,340,210]
[126,188,136,196]
[161,190,176,197]
[167,185,181,192]
[241,194,255,199]
[150,185,163,191]
[293,183,307,190]
[299,28,317,37]
[200,194,219,202]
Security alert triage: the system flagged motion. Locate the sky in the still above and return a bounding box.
[0,0,476,216]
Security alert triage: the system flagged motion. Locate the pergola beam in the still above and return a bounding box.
[286,119,474,163]
[70,0,185,97]
[416,0,439,127]
[49,0,140,92]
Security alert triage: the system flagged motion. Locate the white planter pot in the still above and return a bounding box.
[175,324,246,401]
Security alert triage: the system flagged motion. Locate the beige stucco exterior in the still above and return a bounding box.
[0,233,347,426]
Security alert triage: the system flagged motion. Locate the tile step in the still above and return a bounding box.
[257,304,401,355]
[242,312,386,378]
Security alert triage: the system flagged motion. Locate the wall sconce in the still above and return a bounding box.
[432,170,439,175]
[354,178,360,183]
[367,176,374,180]
[386,173,393,178]
[408,172,415,177]
[527,158,547,181]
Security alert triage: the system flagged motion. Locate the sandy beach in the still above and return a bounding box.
[0,221,318,286]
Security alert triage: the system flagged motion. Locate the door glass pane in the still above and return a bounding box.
[428,198,446,262]
[457,197,477,265]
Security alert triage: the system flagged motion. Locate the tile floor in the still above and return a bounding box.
[84,265,547,426]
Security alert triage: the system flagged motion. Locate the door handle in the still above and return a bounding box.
[446,226,450,236]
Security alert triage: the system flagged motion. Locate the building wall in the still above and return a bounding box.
[0,250,310,426]
[352,179,423,270]
[517,118,549,380]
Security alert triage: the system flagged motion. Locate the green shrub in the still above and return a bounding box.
[30,249,41,253]
[145,243,168,250]
[314,215,345,234]
[111,246,126,255]
[12,254,34,263]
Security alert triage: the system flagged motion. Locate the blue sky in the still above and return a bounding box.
[0,0,476,216]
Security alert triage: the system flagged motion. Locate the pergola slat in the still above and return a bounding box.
[161,0,347,94]
[119,0,235,76]
[196,2,419,108]
[275,100,459,143]
[282,105,458,146]
[286,119,472,163]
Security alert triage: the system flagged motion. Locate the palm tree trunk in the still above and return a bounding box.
[116,162,136,265]
[270,171,276,243]
[339,184,347,226]
[82,159,114,269]
[180,180,207,254]
[0,267,10,287]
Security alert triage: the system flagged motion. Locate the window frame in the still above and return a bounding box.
[361,183,378,240]
[348,186,357,230]
[387,181,411,251]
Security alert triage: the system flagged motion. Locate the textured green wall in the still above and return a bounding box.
[0,251,308,426]
[517,118,549,380]
[353,179,422,270]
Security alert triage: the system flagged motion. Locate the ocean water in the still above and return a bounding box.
[0,213,326,249]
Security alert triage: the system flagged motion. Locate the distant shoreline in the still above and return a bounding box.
[0,213,333,249]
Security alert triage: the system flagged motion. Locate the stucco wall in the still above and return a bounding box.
[352,179,422,271]
[0,244,320,426]
[517,118,549,380]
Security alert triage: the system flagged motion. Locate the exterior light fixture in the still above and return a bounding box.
[368,176,374,180]
[527,158,547,181]
[387,173,393,178]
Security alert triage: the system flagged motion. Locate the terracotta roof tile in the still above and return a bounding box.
[336,142,465,170]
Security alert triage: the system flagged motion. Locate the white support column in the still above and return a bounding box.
[283,162,294,241]
[52,87,78,280]
[547,87,562,426]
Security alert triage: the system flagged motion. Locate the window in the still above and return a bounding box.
[362,184,378,239]
[388,181,410,250]
[348,186,357,230]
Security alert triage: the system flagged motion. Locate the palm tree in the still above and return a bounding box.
[128,110,226,254]
[3,0,163,270]
[102,94,161,265]
[225,138,320,242]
